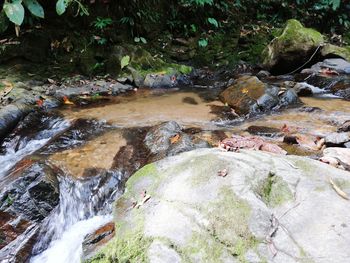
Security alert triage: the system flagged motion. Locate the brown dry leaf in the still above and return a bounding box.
[217,169,228,177]
[63,96,74,105]
[135,190,151,209]
[170,134,180,144]
[329,178,349,200]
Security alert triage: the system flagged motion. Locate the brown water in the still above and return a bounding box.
[49,130,126,178]
[59,90,222,129]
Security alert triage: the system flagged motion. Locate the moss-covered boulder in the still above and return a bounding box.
[321,44,350,61]
[87,148,350,263]
[262,19,324,74]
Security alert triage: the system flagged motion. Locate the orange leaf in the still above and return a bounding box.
[36,99,44,107]
[63,96,74,105]
[170,134,180,144]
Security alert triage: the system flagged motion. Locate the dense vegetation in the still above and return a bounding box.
[1,0,349,69]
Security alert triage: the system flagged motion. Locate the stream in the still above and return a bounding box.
[0,80,349,262]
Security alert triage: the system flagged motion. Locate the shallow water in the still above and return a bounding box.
[1,84,349,262]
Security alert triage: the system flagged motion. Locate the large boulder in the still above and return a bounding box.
[262,19,324,74]
[88,148,350,263]
[219,76,300,115]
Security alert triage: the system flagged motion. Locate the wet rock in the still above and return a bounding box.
[0,211,32,250]
[144,121,209,158]
[219,76,266,115]
[246,126,282,137]
[320,147,350,170]
[0,162,61,263]
[54,81,133,99]
[304,58,350,75]
[338,120,350,132]
[278,88,300,107]
[293,82,313,96]
[82,222,115,260]
[219,76,300,116]
[262,19,324,74]
[0,223,39,263]
[40,118,109,154]
[256,70,271,78]
[0,162,60,222]
[0,103,32,142]
[325,132,350,147]
[90,148,350,263]
[143,74,175,88]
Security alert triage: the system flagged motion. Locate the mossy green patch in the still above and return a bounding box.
[187,153,226,187]
[278,19,324,47]
[126,163,159,190]
[86,230,152,263]
[321,44,350,61]
[203,186,258,262]
[255,172,293,207]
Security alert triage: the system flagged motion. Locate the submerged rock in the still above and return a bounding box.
[262,19,324,74]
[89,148,350,263]
[144,121,209,159]
[338,120,350,132]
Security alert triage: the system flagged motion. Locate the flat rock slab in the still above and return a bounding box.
[90,148,350,263]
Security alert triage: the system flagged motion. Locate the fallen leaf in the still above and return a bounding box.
[242,88,249,94]
[170,134,180,144]
[217,169,228,177]
[330,178,349,200]
[36,99,44,107]
[63,96,74,105]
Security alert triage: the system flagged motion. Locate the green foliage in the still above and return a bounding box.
[23,0,44,18]
[3,1,24,25]
[92,17,112,30]
[198,38,208,47]
[56,0,67,16]
[134,36,147,44]
[120,55,130,69]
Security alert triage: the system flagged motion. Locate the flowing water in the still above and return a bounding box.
[0,83,349,262]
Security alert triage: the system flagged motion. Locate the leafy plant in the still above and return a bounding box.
[134,36,147,44]
[198,38,208,47]
[92,17,113,30]
[120,55,130,69]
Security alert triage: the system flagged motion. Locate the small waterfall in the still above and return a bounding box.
[31,170,122,263]
[0,115,70,178]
